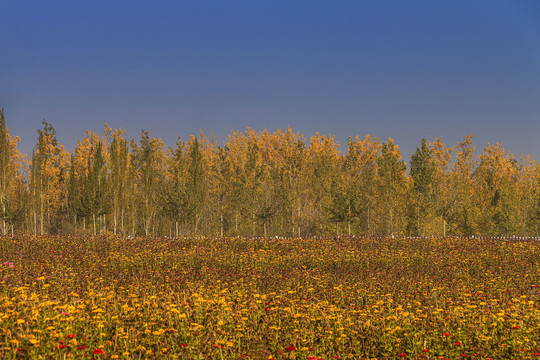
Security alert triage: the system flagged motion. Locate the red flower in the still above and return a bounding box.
[286,346,297,352]
[16,348,21,352]
[455,341,462,346]
[398,353,407,357]
[93,349,104,354]
[443,332,451,337]
[513,325,520,329]
[77,346,86,350]
[57,344,67,349]
[67,334,76,339]
[423,349,429,352]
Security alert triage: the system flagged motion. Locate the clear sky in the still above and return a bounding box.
[1,0,540,162]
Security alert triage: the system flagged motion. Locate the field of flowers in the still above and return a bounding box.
[0,235,539,359]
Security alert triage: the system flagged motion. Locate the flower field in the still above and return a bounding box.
[0,235,539,359]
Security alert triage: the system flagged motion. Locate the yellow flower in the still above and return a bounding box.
[16,319,25,324]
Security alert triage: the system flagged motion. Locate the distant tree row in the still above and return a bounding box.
[1,108,540,237]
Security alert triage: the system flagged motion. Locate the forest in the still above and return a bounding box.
[1,109,540,237]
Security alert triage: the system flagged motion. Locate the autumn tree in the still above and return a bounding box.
[327,162,351,235]
[307,133,340,233]
[474,143,519,235]
[244,132,264,236]
[131,131,166,235]
[223,131,249,234]
[3,112,540,237]
[527,162,540,235]
[161,138,188,236]
[0,109,27,235]
[377,138,407,236]
[108,127,130,234]
[450,134,478,235]
[345,134,381,235]
[276,128,307,236]
[429,137,454,236]
[409,138,436,236]
[67,154,87,228]
[31,120,68,234]
[185,136,205,234]
[87,141,108,234]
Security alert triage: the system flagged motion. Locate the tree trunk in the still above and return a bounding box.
[220,212,224,237]
[443,218,446,237]
[40,200,44,235]
[132,211,135,236]
[40,176,44,236]
[113,210,117,234]
[348,201,351,236]
[367,206,371,236]
[252,212,255,236]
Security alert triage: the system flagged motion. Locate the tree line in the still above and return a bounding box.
[1,108,540,237]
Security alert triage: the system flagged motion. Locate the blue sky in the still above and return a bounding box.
[1,0,540,162]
